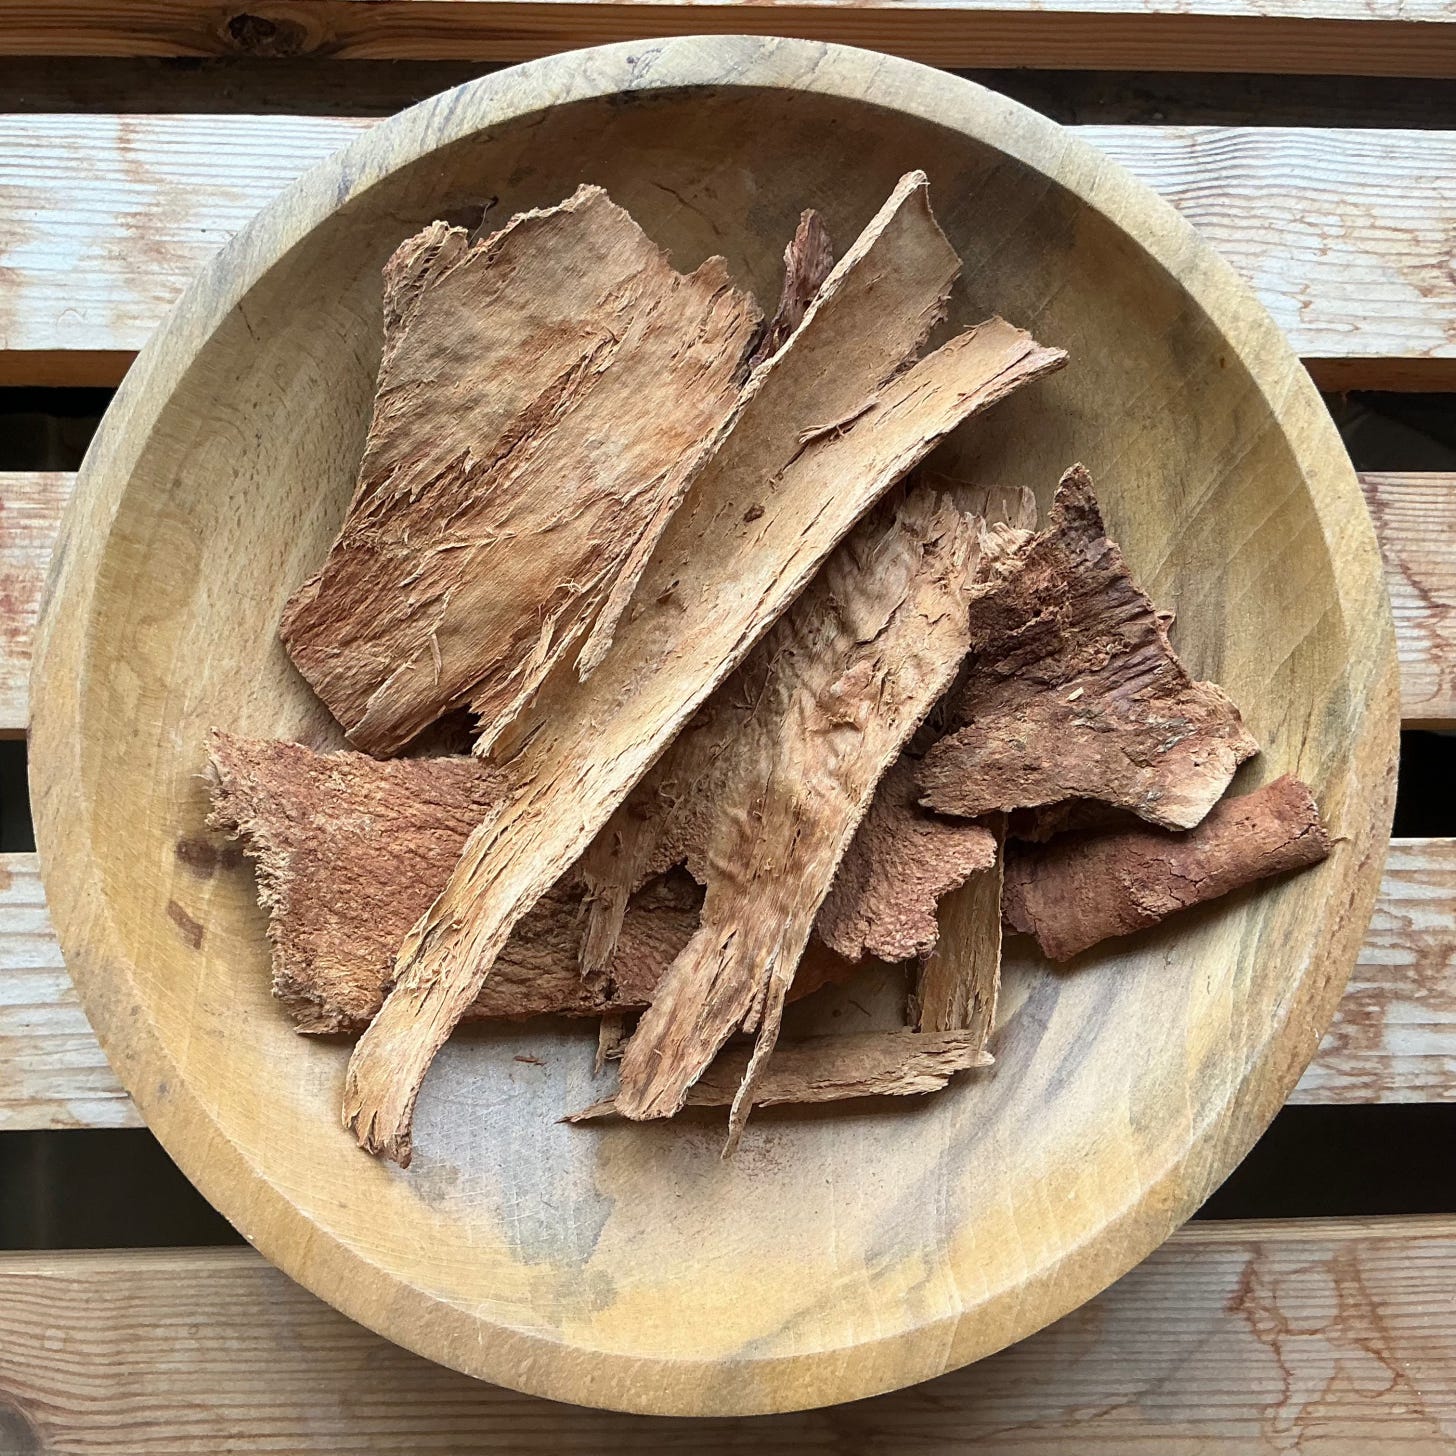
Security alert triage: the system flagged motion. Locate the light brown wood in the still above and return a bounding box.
[7,840,1453,1129]
[6,0,1456,76]
[4,1220,1456,1451]
[4,116,1456,389]
[0,471,68,738]
[27,40,1397,1414]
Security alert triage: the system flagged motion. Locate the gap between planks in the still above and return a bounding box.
[2,1218,1455,1449]
[2,840,1454,1130]
[3,0,1456,77]
[4,472,1451,734]
[0,117,1453,387]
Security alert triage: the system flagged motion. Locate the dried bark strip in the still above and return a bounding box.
[567,1030,993,1121]
[912,826,1004,1043]
[279,186,761,756]
[1002,773,1332,961]
[919,464,1259,831]
[612,488,983,1146]
[817,489,1037,963]
[205,735,850,1033]
[345,172,1065,1164]
[745,209,835,372]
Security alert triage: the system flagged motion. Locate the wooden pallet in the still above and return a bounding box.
[1,9,1454,1448]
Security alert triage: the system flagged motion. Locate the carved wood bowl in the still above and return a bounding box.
[31,37,1396,1417]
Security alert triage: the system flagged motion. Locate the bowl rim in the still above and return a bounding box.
[29,34,1399,1417]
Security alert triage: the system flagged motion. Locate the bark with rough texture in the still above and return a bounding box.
[816,759,998,962]
[1002,773,1331,961]
[567,1030,993,1121]
[919,464,1259,831]
[205,734,850,1033]
[745,209,835,371]
[279,187,761,756]
[344,172,1065,1164]
[611,487,984,1149]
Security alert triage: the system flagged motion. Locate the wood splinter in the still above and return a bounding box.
[1002,773,1332,961]
[343,171,1065,1164]
[568,1030,993,1122]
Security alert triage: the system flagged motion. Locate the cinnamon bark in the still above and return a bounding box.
[745,209,835,371]
[1001,773,1331,961]
[279,187,761,756]
[567,1030,993,1121]
[816,759,998,962]
[205,734,850,1032]
[919,464,1258,831]
[344,172,1065,1163]
[611,487,984,1148]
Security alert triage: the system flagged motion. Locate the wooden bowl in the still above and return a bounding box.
[30,37,1397,1417]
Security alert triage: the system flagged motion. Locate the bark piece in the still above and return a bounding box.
[279,187,761,757]
[205,734,851,1033]
[912,827,1004,1043]
[816,759,998,962]
[919,463,1259,831]
[1002,773,1331,961]
[567,1030,993,1121]
[611,486,984,1148]
[344,171,1066,1164]
[745,209,835,371]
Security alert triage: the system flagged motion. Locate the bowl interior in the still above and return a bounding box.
[46,63,1390,1415]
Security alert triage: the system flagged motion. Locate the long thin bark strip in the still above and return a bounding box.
[344,175,1065,1163]
[205,734,851,1033]
[612,488,983,1147]
[919,463,1259,831]
[567,1030,993,1121]
[280,187,761,756]
[912,823,1005,1044]
[1002,774,1331,961]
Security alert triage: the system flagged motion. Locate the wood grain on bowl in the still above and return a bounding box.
[25,39,1396,1415]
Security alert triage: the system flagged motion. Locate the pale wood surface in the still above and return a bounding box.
[25,39,1397,1413]
[5,0,1456,76]
[10,840,1452,1131]
[1,116,1455,387]
[1360,474,1456,730]
[3,1220,1456,1451]
[4,470,1449,736]
[0,472,67,738]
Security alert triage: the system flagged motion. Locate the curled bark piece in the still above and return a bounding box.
[817,759,998,962]
[745,209,835,371]
[279,187,762,756]
[1002,773,1331,961]
[913,822,1005,1042]
[567,1030,993,1121]
[344,172,1066,1164]
[612,487,984,1148]
[205,734,851,1033]
[919,463,1259,831]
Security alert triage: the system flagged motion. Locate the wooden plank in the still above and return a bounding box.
[1,116,1454,389]
[4,840,1453,1129]
[1,1219,1454,1448]
[1360,474,1456,731]
[0,472,67,738]
[1293,839,1456,1105]
[7,470,1452,735]
[3,1,1456,77]
[0,853,139,1128]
